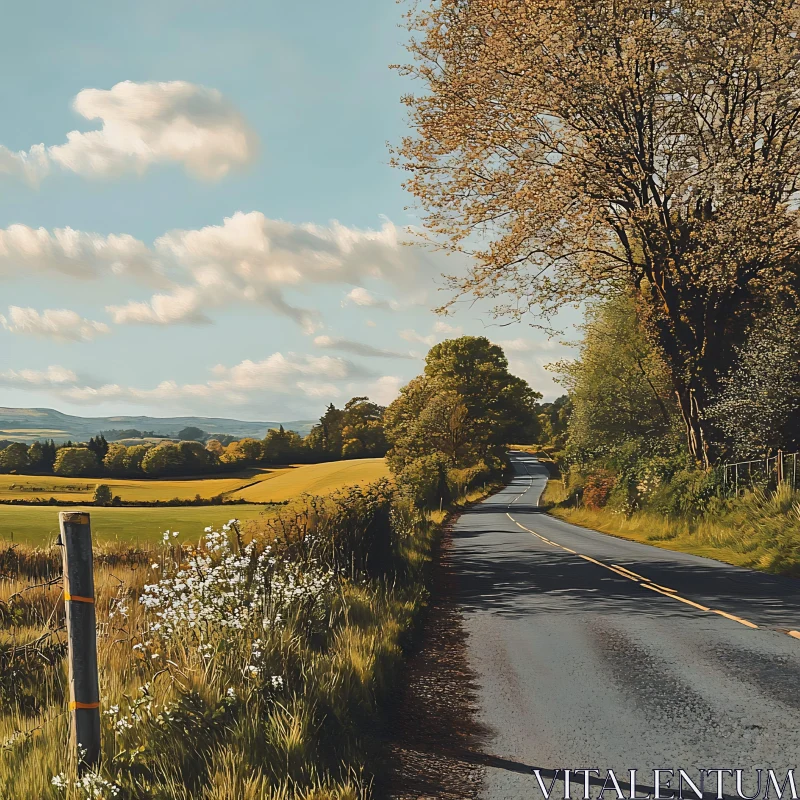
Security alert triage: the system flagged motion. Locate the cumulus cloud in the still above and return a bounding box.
[399,328,437,347]
[342,286,399,310]
[215,353,360,390]
[106,288,211,325]
[0,365,78,387]
[107,211,427,330]
[56,352,366,406]
[0,212,442,333]
[0,306,109,342]
[360,375,405,406]
[0,223,162,282]
[433,320,463,335]
[313,335,412,359]
[497,337,560,353]
[0,81,257,184]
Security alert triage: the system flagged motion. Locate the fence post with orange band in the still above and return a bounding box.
[59,511,101,772]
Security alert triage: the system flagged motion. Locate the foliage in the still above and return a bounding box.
[707,305,800,459]
[306,399,388,461]
[87,435,110,461]
[395,453,451,512]
[0,483,438,799]
[555,294,683,464]
[385,336,540,474]
[93,484,113,506]
[52,447,100,478]
[535,396,571,449]
[582,472,617,511]
[177,426,207,442]
[0,444,30,474]
[548,481,800,579]
[396,0,800,463]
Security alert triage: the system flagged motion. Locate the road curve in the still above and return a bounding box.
[451,453,800,800]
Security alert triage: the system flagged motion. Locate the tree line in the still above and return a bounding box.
[0,396,395,478]
[0,338,542,490]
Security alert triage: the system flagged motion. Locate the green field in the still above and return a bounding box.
[0,458,390,546]
[0,505,273,548]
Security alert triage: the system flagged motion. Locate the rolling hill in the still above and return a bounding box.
[0,407,316,443]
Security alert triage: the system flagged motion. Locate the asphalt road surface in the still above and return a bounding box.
[452,452,800,800]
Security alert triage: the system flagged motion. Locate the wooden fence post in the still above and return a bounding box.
[59,512,101,772]
[778,450,784,484]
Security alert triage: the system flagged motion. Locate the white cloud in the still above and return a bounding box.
[433,320,463,335]
[399,328,437,347]
[0,81,257,183]
[106,288,211,325]
[0,223,162,282]
[0,212,445,333]
[498,337,560,353]
[0,306,110,341]
[0,365,78,387]
[216,353,358,390]
[342,286,399,310]
[313,335,412,359]
[56,352,365,407]
[361,375,404,406]
[60,380,214,404]
[105,211,429,330]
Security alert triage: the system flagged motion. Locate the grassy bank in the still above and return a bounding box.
[0,474,500,799]
[542,480,800,577]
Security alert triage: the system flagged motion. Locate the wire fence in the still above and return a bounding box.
[720,450,800,493]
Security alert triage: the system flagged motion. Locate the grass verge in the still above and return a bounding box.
[542,479,800,577]
[0,475,501,799]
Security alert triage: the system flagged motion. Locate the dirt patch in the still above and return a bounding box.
[381,521,489,800]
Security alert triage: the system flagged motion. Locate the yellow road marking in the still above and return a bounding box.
[788,630,800,640]
[611,564,647,581]
[642,583,711,612]
[505,497,765,633]
[709,609,759,629]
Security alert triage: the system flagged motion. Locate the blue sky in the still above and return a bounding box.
[0,0,573,421]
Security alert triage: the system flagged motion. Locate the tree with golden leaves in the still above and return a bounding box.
[395,0,800,466]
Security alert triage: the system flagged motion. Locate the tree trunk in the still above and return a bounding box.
[675,385,710,468]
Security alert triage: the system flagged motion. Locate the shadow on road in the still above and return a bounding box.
[450,500,800,629]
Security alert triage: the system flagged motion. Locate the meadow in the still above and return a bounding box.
[0,505,273,548]
[0,458,390,546]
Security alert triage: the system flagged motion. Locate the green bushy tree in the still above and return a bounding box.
[53,447,100,477]
[0,443,30,473]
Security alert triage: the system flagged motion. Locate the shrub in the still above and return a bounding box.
[583,470,617,510]
[397,454,452,511]
[93,484,113,505]
[446,461,492,497]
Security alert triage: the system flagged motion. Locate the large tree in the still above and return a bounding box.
[385,336,541,469]
[397,0,800,464]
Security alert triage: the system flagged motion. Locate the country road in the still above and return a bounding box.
[451,452,800,800]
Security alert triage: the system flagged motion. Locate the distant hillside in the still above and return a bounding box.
[0,407,316,444]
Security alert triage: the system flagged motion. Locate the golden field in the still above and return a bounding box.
[0,458,390,546]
